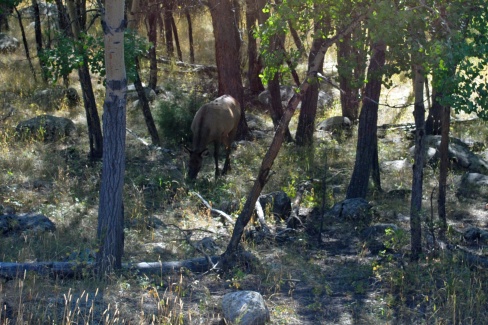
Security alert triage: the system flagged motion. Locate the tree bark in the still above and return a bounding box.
[410,64,426,261]
[346,41,386,199]
[31,0,47,82]
[268,73,293,142]
[185,9,195,63]
[96,0,127,275]
[245,0,265,94]
[147,1,158,90]
[437,91,450,238]
[171,16,183,61]
[295,16,328,146]
[207,0,249,140]
[14,6,36,82]
[162,0,174,57]
[67,0,103,160]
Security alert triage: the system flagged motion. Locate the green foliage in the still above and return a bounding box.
[40,30,151,84]
[154,91,205,145]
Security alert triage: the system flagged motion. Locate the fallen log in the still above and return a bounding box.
[0,256,221,279]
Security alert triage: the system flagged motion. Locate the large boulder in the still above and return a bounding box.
[0,33,19,53]
[222,291,270,325]
[16,115,76,142]
[329,198,373,224]
[258,85,332,109]
[456,172,488,199]
[31,87,79,110]
[0,212,56,235]
[258,191,291,221]
[317,116,352,133]
[411,135,488,174]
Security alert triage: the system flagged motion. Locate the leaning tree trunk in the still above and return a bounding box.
[96,0,127,276]
[410,64,427,261]
[14,6,36,81]
[346,41,386,199]
[219,16,367,271]
[268,73,293,142]
[207,0,249,140]
[67,0,103,159]
[171,16,183,61]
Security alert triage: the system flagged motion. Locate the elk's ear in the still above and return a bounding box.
[184,146,192,154]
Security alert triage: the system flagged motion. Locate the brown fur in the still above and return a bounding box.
[187,95,241,179]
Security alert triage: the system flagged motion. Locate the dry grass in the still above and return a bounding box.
[1,10,488,325]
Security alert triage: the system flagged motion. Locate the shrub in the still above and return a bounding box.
[155,91,205,146]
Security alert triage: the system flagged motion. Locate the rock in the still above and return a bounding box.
[456,172,488,199]
[16,115,76,141]
[222,291,270,325]
[317,116,352,132]
[258,191,291,221]
[258,85,332,109]
[464,227,488,243]
[0,33,19,53]
[127,85,157,102]
[0,213,55,235]
[329,198,373,224]
[31,87,79,110]
[412,135,488,174]
[380,159,411,172]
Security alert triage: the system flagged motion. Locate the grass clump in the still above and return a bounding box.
[154,91,206,146]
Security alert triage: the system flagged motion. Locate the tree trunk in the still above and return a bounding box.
[53,0,72,86]
[32,0,47,82]
[437,91,450,238]
[162,0,174,57]
[425,89,443,135]
[147,3,158,90]
[135,57,160,146]
[207,0,249,140]
[268,73,293,142]
[219,16,366,270]
[14,6,36,82]
[67,0,103,159]
[245,0,265,94]
[410,64,426,261]
[295,17,328,146]
[171,16,183,61]
[185,9,195,63]
[96,0,127,275]
[346,41,386,199]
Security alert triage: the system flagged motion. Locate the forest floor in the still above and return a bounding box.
[1,45,488,324]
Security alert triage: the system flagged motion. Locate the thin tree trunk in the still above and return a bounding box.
[53,0,72,86]
[410,64,426,261]
[438,91,450,238]
[162,0,174,57]
[32,0,47,82]
[295,16,328,146]
[96,0,127,275]
[67,0,103,159]
[346,41,386,199]
[268,73,293,142]
[171,16,183,61]
[147,7,158,90]
[245,0,265,94]
[185,9,195,63]
[14,6,36,82]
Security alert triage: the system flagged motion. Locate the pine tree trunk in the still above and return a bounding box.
[245,0,265,94]
[207,0,249,140]
[147,6,158,90]
[96,0,127,275]
[410,64,426,261]
[438,96,450,238]
[32,0,47,82]
[14,6,36,82]
[185,9,195,63]
[346,41,386,199]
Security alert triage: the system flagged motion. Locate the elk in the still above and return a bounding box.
[186,95,241,179]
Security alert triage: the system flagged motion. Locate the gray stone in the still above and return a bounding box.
[329,198,373,224]
[127,85,157,102]
[222,291,270,325]
[380,159,411,172]
[16,115,76,142]
[317,116,352,132]
[464,227,488,243]
[456,172,488,199]
[31,87,77,110]
[0,213,55,235]
[258,86,332,109]
[258,191,291,221]
[0,33,19,53]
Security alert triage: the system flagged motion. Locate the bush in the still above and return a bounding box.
[155,92,205,145]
